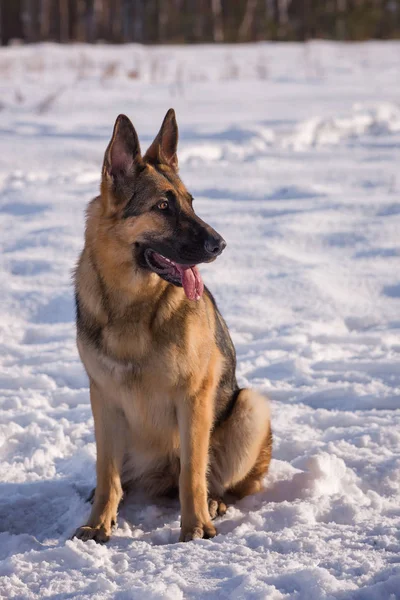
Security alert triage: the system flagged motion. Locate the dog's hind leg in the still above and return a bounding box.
[209,389,272,503]
[73,381,127,543]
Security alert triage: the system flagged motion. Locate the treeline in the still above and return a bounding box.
[1,0,400,46]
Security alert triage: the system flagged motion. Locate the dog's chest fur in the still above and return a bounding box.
[75,250,217,466]
[77,328,190,454]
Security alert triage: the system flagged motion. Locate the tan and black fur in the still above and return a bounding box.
[73,109,272,543]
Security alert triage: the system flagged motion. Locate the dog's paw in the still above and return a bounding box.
[179,521,216,542]
[208,498,227,520]
[72,525,111,544]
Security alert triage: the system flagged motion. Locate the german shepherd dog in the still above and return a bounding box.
[73,109,272,543]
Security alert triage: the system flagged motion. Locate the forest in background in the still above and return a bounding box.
[1,1,400,46]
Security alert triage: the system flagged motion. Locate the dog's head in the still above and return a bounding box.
[99,109,225,301]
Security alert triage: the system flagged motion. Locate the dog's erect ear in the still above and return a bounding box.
[144,108,178,171]
[102,115,141,204]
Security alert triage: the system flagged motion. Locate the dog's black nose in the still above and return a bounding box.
[204,235,226,257]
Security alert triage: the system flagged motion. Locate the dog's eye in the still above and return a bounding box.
[157,200,169,210]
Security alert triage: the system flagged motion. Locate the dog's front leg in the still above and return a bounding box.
[74,381,125,543]
[177,382,216,542]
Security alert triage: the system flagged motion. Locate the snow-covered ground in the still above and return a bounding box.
[0,41,400,599]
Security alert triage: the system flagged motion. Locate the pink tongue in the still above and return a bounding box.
[177,265,204,301]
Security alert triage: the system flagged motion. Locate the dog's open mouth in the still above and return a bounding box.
[144,249,204,301]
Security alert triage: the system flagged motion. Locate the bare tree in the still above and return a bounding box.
[211,0,223,42]
[110,0,123,41]
[336,0,347,39]
[59,0,69,42]
[239,0,258,42]
[278,0,289,28]
[1,0,399,46]
[193,0,205,41]
[133,0,144,42]
[100,0,111,40]
[22,0,39,42]
[40,0,51,40]
[157,0,169,42]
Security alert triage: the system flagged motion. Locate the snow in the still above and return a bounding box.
[0,41,400,599]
